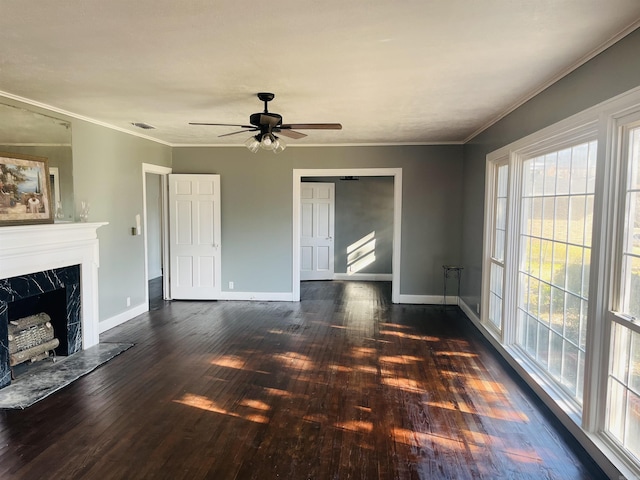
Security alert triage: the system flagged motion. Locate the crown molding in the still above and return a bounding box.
[0,90,173,147]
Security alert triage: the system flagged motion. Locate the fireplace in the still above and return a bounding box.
[0,265,82,387]
[0,222,106,390]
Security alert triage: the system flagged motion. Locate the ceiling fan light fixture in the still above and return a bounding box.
[272,137,286,154]
[261,133,274,149]
[244,135,261,153]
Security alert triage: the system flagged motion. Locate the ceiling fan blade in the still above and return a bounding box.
[280,123,342,130]
[218,129,258,138]
[275,129,307,139]
[189,122,254,128]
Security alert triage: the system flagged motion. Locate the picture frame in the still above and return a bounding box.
[0,152,53,226]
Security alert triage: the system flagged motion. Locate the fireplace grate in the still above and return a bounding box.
[8,313,59,367]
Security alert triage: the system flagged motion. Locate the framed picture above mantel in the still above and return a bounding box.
[0,152,53,226]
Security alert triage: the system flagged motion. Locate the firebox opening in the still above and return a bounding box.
[8,288,69,357]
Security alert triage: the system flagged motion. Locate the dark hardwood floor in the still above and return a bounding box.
[0,281,605,479]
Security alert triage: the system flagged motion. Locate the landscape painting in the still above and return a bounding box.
[0,152,53,225]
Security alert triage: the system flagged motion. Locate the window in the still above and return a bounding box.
[516,141,596,403]
[606,121,640,461]
[481,88,640,478]
[619,125,640,320]
[487,162,508,332]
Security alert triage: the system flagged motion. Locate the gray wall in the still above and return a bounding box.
[460,27,640,310]
[72,121,172,321]
[172,145,463,295]
[303,176,394,275]
[0,96,173,323]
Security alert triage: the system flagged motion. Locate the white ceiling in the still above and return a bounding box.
[1,1,639,146]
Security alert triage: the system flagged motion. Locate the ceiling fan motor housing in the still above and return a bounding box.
[249,112,282,129]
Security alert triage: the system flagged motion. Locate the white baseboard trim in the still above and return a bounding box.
[99,302,149,333]
[333,273,393,281]
[218,291,294,301]
[398,294,458,305]
[458,298,481,324]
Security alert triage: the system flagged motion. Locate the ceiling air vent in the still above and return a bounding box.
[131,122,156,130]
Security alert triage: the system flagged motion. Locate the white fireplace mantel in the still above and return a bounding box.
[0,222,107,349]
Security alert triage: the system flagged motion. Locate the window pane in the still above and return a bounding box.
[566,246,584,296]
[570,143,588,194]
[526,316,537,356]
[630,331,640,393]
[562,341,579,395]
[584,195,594,248]
[625,392,640,456]
[552,243,567,287]
[549,331,563,377]
[632,191,640,253]
[532,158,544,196]
[556,148,572,195]
[519,272,529,312]
[580,299,588,351]
[620,129,640,320]
[622,254,640,321]
[554,196,569,242]
[497,163,509,196]
[517,140,595,405]
[489,262,504,330]
[582,247,591,299]
[540,240,553,284]
[537,323,550,368]
[550,287,564,334]
[605,318,640,461]
[542,197,554,240]
[611,323,630,381]
[565,293,581,345]
[577,350,585,401]
[521,197,532,236]
[608,378,626,443]
[496,197,507,230]
[494,229,505,260]
[544,152,558,196]
[631,128,640,190]
[569,195,586,245]
[485,161,508,333]
[531,197,543,238]
[587,141,597,193]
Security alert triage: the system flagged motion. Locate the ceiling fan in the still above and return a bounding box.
[189,92,342,153]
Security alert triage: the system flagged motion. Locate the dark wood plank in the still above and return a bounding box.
[0,281,605,479]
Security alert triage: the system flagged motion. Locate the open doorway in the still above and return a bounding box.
[142,163,172,308]
[293,168,403,303]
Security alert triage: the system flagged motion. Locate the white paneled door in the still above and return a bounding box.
[168,174,221,299]
[300,182,335,281]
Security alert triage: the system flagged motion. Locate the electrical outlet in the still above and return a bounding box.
[229,281,234,290]
[126,296,131,307]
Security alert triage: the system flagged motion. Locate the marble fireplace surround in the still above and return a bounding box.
[0,223,106,388]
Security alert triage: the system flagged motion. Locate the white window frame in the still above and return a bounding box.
[599,110,640,469]
[479,86,640,480]
[481,155,510,339]
[484,124,599,418]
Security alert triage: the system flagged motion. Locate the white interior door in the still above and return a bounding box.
[169,174,221,299]
[300,182,335,281]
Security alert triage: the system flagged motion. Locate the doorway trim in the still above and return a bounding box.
[292,168,402,303]
[142,163,172,305]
